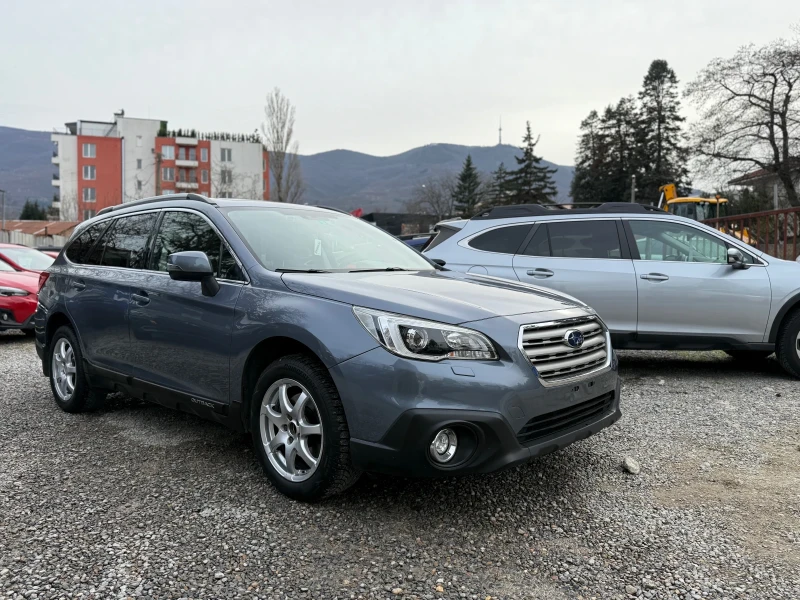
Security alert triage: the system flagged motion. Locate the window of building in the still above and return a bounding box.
[189,169,197,183]
[97,213,159,269]
[82,187,96,202]
[201,147,208,162]
[162,189,175,195]
[218,191,233,198]
[220,148,232,162]
[467,225,532,254]
[136,180,142,191]
[263,157,266,171]
[136,158,142,170]
[178,169,186,183]
[178,147,186,160]
[162,167,175,182]
[149,211,244,281]
[221,169,232,184]
[136,136,142,147]
[82,165,96,180]
[82,143,96,158]
[162,146,175,160]
[83,210,97,221]
[189,148,196,161]
[201,169,209,183]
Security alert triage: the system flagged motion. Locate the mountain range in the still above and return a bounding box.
[0,125,574,218]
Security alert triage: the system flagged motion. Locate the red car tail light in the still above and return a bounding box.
[38,272,50,293]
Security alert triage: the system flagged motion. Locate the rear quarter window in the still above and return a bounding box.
[65,222,108,265]
[466,225,532,254]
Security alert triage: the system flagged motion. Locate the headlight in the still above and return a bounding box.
[0,287,30,297]
[353,306,498,361]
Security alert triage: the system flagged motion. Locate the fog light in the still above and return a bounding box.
[429,428,458,463]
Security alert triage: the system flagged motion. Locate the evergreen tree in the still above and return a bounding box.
[19,200,47,220]
[452,154,482,217]
[636,59,690,201]
[487,162,511,206]
[507,122,558,204]
[602,97,639,202]
[570,110,608,203]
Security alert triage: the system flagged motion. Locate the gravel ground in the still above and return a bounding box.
[1,331,798,600]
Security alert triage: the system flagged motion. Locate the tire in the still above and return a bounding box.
[724,349,773,361]
[48,326,106,413]
[776,310,800,379]
[249,354,361,502]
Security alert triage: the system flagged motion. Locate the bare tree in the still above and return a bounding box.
[685,35,800,206]
[404,173,458,220]
[210,161,261,200]
[262,87,305,203]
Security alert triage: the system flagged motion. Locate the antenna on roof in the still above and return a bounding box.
[498,116,502,145]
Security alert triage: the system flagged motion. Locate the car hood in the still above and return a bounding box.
[281,270,586,324]
[0,271,39,294]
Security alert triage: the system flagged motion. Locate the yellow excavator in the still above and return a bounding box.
[657,183,752,244]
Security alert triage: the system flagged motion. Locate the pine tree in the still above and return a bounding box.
[507,122,558,204]
[570,110,607,203]
[19,200,47,220]
[636,59,690,201]
[452,154,482,217]
[487,162,511,206]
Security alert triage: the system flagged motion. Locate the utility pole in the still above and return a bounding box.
[155,152,162,195]
[0,189,6,231]
[630,175,636,203]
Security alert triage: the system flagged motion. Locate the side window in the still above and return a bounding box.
[629,220,732,263]
[546,221,622,259]
[518,225,550,256]
[98,213,158,269]
[467,225,531,254]
[65,222,107,265]
[150,211,244,281]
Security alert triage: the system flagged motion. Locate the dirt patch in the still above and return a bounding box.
[656,438,800,566]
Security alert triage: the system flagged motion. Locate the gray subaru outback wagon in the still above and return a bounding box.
[35,194,621,501]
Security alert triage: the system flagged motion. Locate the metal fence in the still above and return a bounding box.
[0,230,69,248]
[704,206,800,261]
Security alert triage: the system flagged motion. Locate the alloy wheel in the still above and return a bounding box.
[259,378,323,482]
[51,338,77,402]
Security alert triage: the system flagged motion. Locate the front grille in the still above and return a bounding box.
[519,316,609,384]
[516,391,615,445]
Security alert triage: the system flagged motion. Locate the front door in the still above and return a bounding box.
[127,210,246,404]
[512,219,638,335]
[626,219,771,343]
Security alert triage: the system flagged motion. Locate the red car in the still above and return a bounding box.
[0,260,39,335]
[0,243,55,273]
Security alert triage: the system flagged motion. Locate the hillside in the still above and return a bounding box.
[0,126,574,218]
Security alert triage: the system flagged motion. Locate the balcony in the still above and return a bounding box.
[176,181,198,190]
[175,159,198,168]
[52,173,60,187]
[175,137,198,146]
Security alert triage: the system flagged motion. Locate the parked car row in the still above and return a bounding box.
[0,244,54,335]
[423,203,800,378]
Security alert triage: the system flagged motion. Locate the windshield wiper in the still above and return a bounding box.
[275,268,332,273]
[347,267,413,273]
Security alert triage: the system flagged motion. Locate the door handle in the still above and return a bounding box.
[527,268,554,278]
[71,280,86,291]
[131,292,150,306]
[640,273,670,281]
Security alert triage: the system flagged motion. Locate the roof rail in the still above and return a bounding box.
[471,202,665,220]
[97,193,212,216]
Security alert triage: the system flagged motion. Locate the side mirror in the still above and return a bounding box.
[727,247,749,270]
[167,251,220,296]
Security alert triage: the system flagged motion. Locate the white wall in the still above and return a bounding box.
[116,117,163,203]
[209,140,264,200]
[51,133,78,221]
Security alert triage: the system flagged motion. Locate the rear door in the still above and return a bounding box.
[453,224,532,278]
[626,219,771,343]
[65,212,158,372]
[512,219,638,335]
[127,210,246,404]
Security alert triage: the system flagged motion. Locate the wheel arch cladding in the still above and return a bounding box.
[769,292,800,342]
[43,312,78,376]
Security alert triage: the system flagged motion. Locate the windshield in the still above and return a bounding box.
[0,247,54,270]
[0,259,14,272]
[224,207,435,272]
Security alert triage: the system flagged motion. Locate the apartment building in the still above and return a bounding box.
[52,111,269,221]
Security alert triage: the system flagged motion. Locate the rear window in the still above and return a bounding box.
[467,225,532,254]
[66,222,108,265]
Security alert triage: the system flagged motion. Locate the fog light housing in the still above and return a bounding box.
[429,428,458,463]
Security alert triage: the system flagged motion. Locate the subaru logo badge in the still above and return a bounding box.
[563,329,584,348]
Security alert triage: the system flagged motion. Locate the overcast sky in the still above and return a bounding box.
[0,0,795,165]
